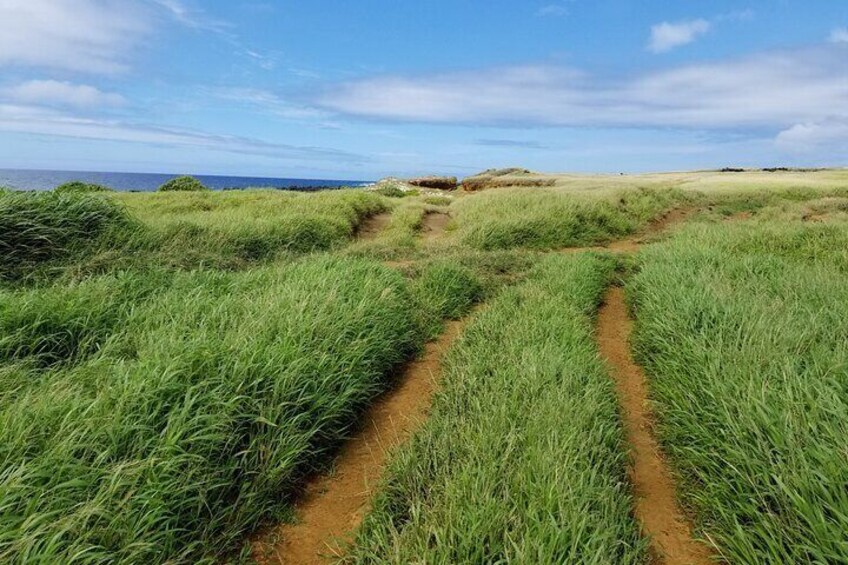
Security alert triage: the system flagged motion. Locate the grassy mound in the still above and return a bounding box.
[111,189,388,267]
[630,222,848,563]
[158,175,209,192]
[410,261,484,338]
[54,181,112,194]
[453,186,688,250]
[349,253,645,563]
[0,256,421,562]
[0,191,137,281]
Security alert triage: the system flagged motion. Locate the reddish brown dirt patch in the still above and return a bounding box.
[558,208,694,254]
[252,316,472,565]
[597,287,713,565]
[356,212,391,240]
[420,211,450,240]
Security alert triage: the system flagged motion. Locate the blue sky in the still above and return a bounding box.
[0,0,846,179]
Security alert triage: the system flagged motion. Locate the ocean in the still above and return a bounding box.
[0,169,372,192]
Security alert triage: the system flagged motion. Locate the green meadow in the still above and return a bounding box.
[1,169,848,563]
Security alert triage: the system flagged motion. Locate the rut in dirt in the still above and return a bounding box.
[419,211,450,240]
[252,316,472,565]
[356,212,391,240]
[597,287,713,565]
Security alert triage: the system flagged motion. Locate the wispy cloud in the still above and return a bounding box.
[0,0,151,73]
[830,27,848,43]
[0,103,365,163]
[536,2,571,18]
[648,19,711,53]
[318,45,848,142]
[476,139,547,149]
[211,88,338,126]
[1,80,125,108]
[152,0,230,34]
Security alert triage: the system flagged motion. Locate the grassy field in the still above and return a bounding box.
[348,254,645,563]
[629,218,848,563]
[2,169,848,563]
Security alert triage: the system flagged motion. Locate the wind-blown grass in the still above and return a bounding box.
[114,189,387,266]
[0,256,422,563]
[0,191,138,281]
[348,253,645,563]
[452,186,688,250]
[630,221,848,563]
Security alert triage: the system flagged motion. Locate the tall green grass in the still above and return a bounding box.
[453,186,688,250]
[0,191,137,281]
[630,221,848,563]
[115,189,386,262]
[0,256,423,563]
[348,253,645,563]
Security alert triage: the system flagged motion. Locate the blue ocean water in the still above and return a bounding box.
[0,169,372,192]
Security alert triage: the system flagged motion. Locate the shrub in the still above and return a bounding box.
[54,181,112,194]
[374,184,407,198]
[158,175,209,192]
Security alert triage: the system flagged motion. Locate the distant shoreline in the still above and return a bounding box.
[0,168,372,192]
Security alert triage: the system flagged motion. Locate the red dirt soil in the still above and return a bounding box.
[597,287,713,565]
[356,212,391,240]
[419,211,450,240]
[252,316,472,564]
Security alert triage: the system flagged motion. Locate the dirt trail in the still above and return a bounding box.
[597,288,712,565]
[253,316,472,565]
[356,212,391,240]
[419,211,450,240]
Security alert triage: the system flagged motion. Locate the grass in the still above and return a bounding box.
[347,253,646,563]
[630,220,848,563]
[115,189,387,267]
[0,189,389,282]
[5,169,848,562]
[452,185,689,250]
[0,257,424,563]
[0,191,138,281]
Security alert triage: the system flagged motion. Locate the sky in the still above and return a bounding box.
[0,0,846,179]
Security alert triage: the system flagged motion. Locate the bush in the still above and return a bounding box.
[54,181,112,194]
[0,191,138,280]
[158,176,209,192]
[374,184,407,198]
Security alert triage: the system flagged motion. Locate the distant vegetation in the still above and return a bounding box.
[54,180,112,193]
[157,175,209,192]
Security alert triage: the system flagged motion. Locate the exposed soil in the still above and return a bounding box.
[419,211,450,240]
[356,212,391,240]
[597,287,712,565]
[558,208,693,255]
[252,316,473,565]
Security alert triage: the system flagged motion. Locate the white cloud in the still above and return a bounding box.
[648,19,711,53]
[1,80,125,108]
[536,3,571,17]
[318,46,848,131]
[830,28,848,44]
[776,120,848,152]
[0,0,151,73]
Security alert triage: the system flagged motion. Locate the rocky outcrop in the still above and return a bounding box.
[407,176,458,191]
[461,168,554,191]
